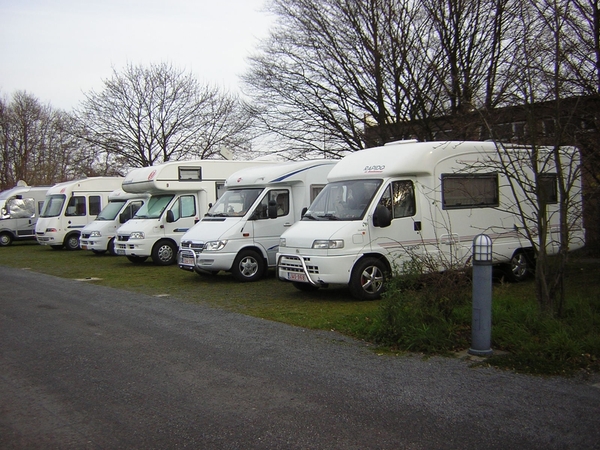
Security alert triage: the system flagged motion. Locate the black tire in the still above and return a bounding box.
[348,257,387,300]
[108,238,117,256]
[152,240,177,266]
[292,281,319,292]
[127,255,147,264]
[0,232,13,246]
[506,251,532,282]
[231,249,265,282]
[64,233,80,251]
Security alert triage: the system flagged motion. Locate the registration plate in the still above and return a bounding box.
[181,256,194,266]
[287,272,308,282]
[116,249,126,255]
[81,245,88,250]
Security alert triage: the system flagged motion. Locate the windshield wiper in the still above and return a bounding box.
[318,213,340,220]
[302,213,317,220]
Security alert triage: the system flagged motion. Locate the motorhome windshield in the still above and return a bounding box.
[96,200,127,221]
[133,194,174,219]
[303,179,382,221]
[40,194,66,218]
[205,188,262,217]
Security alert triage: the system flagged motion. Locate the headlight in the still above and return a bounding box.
[279,238,286,247]
[89,231,101,238]
[204,240,228,251]
[312,239,344,249]
[129,231,145,239]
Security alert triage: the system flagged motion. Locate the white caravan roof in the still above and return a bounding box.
[224,160,338,189]
[326,140,508,182]
[122,160,271,194]
[46,177,124,195]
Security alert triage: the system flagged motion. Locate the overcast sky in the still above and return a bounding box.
[0,0,272,111]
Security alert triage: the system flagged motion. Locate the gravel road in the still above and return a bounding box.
[1,266,599,449]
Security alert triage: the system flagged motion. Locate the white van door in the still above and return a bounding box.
[251,188,291,266]
[368,180,423,271]
[164,194,198,245]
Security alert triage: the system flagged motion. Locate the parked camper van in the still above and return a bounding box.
[0,181,49,246]
[277,140,585,300]
[115,159,273,266]
[178,159,337,281]
[80,189,149,255]
[35,177,124,250]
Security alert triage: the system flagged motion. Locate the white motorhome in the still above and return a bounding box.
[0,181,49,246]
[35,177,124,250]
[277,140,585,300]
[80,189,150,255]
[115,159,273,266]
[178,159,337,281]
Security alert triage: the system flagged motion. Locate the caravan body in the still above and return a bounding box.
[0,182,49,246]
[277,140,585,300]
[115,159,274,266]
[35,177,124,250]
[178,160,336,281]
[80,189,150,255]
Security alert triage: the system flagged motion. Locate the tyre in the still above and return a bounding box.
[152,240,177,266]
[64,233,80,250]
[127,255,147,264]
[108,238,117,256]
[0,232,13,246]
[292,281,319,292]
[505,251,532,282]
[348,257,387,300]
[232,249,265,282]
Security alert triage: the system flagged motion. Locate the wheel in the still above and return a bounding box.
[292,281,319,292]
[151,240,177,266]
[348,257,387,300]
[127,255,147,264]
[231,249,265,282]
[506,251,532,282]
[64,233,80,250]
[0,232,13,246]
[108,238,117,256]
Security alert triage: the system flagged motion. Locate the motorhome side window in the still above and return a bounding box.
[66,196,86,216]
[539,173,558,204]
[441,173,499,209]
[255,190,289,218]
[310,185,325,202]
[377,181,415,219]
[89,196,101,215]
[171,195,196,221]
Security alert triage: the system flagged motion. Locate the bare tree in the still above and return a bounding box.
[0,91,98,190]
[76,62,254,168]
[245,0,522,153]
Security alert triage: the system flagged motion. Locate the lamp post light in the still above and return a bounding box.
[469,234,493,357]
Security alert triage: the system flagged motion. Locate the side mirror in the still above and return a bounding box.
[166,210,175,223]
[119,211,130,223]
[267,200,278,219]
[301,207,307,218]
[373,204,392,228]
